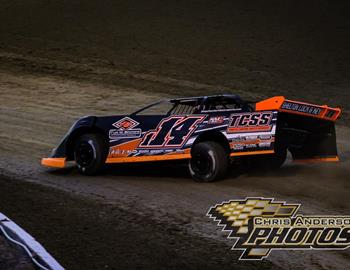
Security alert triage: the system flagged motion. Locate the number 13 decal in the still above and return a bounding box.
[139,116,205,148]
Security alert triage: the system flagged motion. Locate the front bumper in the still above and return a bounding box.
[41,157,66,168]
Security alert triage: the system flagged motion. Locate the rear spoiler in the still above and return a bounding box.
[255,96,341,121]
[255,96,341,162]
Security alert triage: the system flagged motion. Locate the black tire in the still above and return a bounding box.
[74,133,108,175]
[189,141,229,182]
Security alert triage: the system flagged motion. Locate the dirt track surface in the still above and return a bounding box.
[0,70,349,270]
[0,0,350,269]
[1,175,279,270]
[0,0,350,123]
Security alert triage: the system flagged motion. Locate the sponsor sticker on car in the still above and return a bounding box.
[109,117,142,139]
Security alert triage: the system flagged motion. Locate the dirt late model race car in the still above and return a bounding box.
[42,95,341,182]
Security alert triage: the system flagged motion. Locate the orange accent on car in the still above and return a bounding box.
[121,120,133,129]
[230,150,275,157]
[106,153,191,164]
[108,139,142,158]
[227,126,272,133]
[294,156,339,163]
[184,148,191,154]
[256,96,341,121]
[255,96,285,111]
[229,139,275,148]
[164,148,191,155]
[41,157,66,168]
[280,99,341,121]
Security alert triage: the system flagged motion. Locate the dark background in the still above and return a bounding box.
[1,0,349,117]
[0,1,349,269]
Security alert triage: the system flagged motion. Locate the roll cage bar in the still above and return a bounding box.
[131,94,254,115]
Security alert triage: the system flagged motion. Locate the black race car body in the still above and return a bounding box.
[42,95,341,180]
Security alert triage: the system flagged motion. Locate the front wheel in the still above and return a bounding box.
[189,141,229,182]
[74,133,108,175]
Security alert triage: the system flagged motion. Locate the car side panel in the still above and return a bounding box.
[94,111,278,163]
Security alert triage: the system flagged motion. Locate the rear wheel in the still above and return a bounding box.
[74,133,108,175]
[189,141,229,182]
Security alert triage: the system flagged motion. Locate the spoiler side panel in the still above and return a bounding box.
[256,96,341,121]
[256,96,341,161]
[277,112,339,161]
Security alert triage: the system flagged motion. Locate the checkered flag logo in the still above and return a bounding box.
[207,197,299,259]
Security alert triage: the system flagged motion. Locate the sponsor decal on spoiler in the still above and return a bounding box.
[208,198,350,260]
[281,101,323,116]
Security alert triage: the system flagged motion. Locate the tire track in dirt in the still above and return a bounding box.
[0,69,349,270]
[0,51,264,99]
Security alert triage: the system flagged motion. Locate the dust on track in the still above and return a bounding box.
[0,174,280,270]
[0,69,349,270]
[1,0,350,123]
[0,1,349,268]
